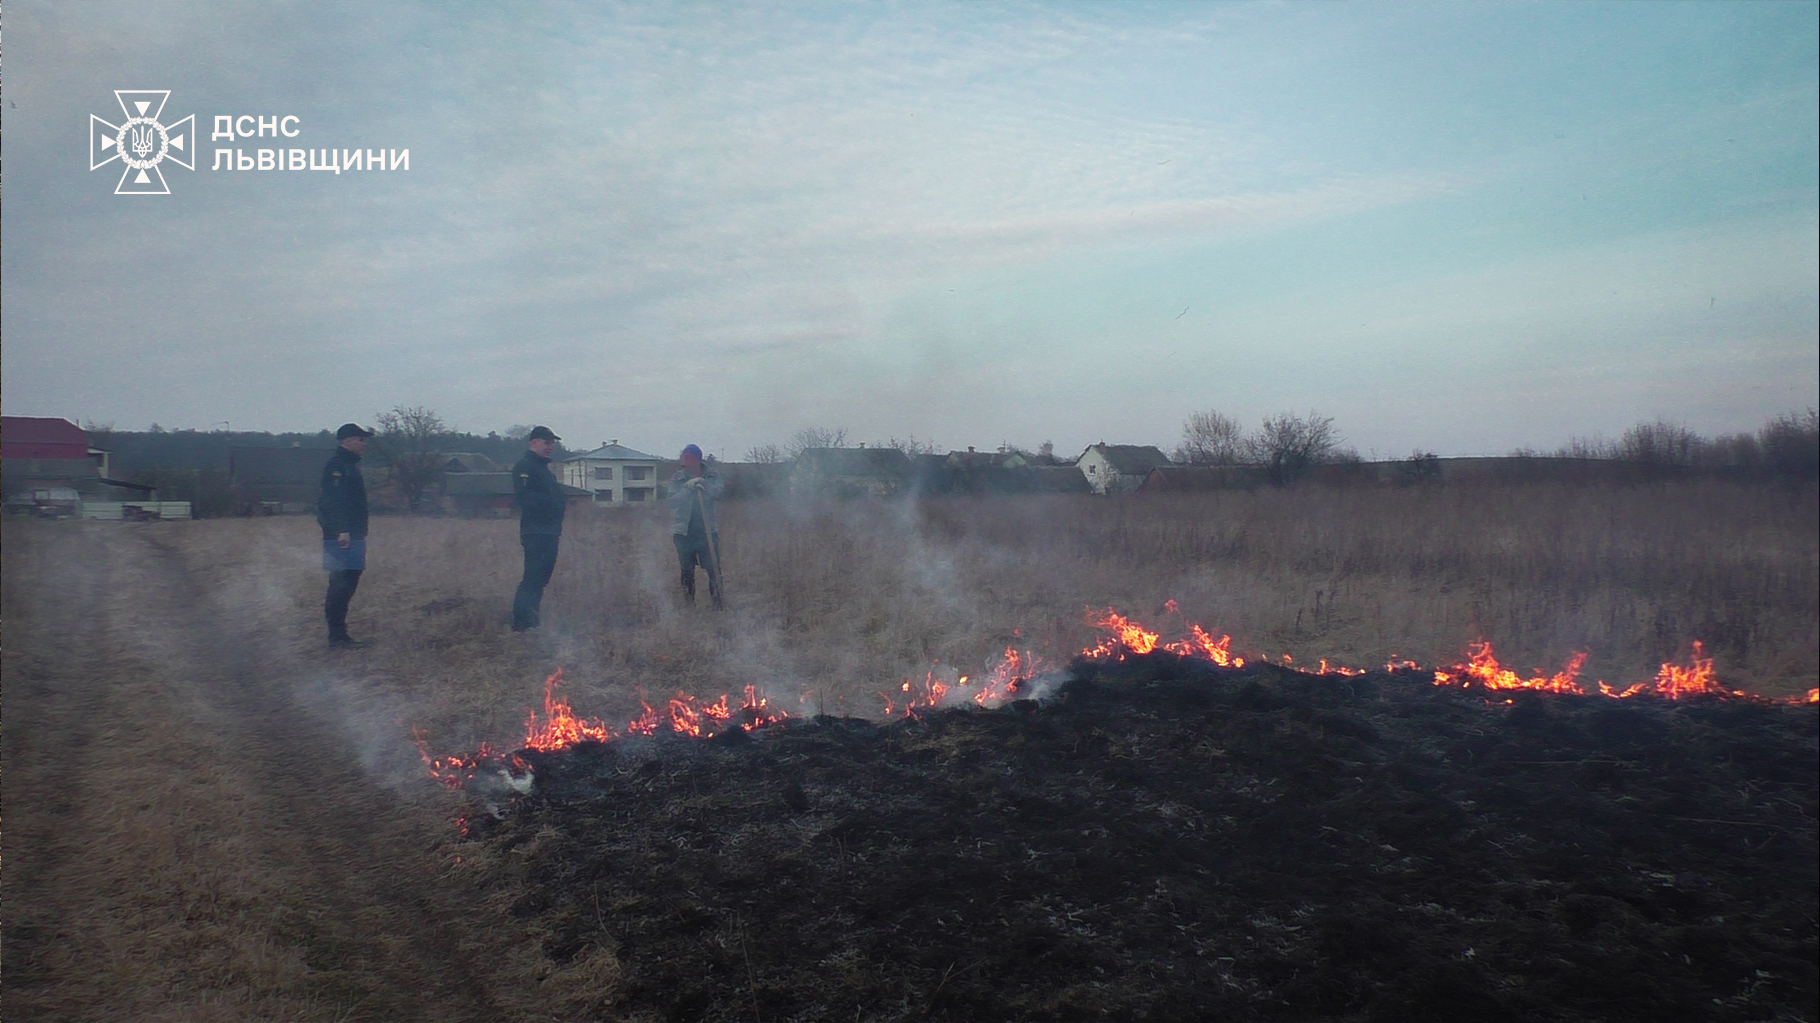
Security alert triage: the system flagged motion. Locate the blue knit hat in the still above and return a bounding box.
[681,444,703,460]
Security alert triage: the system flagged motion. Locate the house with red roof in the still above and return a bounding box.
[2,417,187,519]
[2,416,111,485]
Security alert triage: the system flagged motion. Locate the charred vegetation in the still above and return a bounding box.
[466,656,1818,1023]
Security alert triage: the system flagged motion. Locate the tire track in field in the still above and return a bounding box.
[0,529,121,1003]
[117,528,524,1022]
[3,525,546,1022]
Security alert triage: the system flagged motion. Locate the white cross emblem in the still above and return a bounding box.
[90,90,194,195]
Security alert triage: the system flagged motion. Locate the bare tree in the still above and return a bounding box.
[1244,410,1339,484]
[1760,407,1819,480]
[1400,450,1441,485]
[745,443,786,463]
[503,424,534,441]
[1554,435,1615,460]
[786,426,848,458]
[374,405,452,513]
[82,420,118,453]
[1618,419,1700,469]
[1173,409,1245,465]
[875,435,939,458]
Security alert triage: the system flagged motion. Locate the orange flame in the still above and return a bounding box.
[1644,641,1747,700]
[1161,625,1247,667]
[883,647,1048,718]
[1436,641,1588,696]
[1082,609,1160,658]
[424,611,1808,801]
[1084,607,1248,669]
[1080,606,1805,707]
[517,670,791,750]
[623,701,660,736]
[414,728,504,790]
[524,669,616,750]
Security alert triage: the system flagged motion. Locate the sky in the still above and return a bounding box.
[3,1,1816,459]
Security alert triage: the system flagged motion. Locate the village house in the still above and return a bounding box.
[560,440,665,505]
[1,416,111,479]
[440,451,503,474]
[791,447,913,498]
[945,446,1028,471]
[1076,443,1173,495]
[2,417,187,519]
[922,446,1090,495]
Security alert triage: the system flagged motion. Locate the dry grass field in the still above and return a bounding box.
[3,478,1815,1020]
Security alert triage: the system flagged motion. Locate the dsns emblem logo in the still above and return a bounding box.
[90,90,194,194]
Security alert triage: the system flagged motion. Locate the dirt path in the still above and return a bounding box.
[3,524,557,1022]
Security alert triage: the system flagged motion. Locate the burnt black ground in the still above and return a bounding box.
[464,657,1818,1023]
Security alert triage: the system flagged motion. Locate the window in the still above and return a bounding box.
[626,466,651,481]
[625,487,649,502]
[594,466,613,480]
[595,489,613,502]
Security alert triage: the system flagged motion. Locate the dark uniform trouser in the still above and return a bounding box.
[673,532,721,604]
[325,570,362,639]
[513,533,560,629]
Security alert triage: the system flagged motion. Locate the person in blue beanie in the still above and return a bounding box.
[669,444,725,608]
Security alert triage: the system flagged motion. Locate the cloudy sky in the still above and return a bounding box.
[4,2,1815,459]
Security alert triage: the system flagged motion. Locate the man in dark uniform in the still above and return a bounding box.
[318,422,373,648]
[668,443,725,608]
[511,425,567,631]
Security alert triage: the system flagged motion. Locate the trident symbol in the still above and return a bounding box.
[92,91,194,194]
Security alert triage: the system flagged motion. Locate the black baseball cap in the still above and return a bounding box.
[527,425,561,442]
[336,423,374,440]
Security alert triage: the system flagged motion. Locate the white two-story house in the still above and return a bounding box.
[561,441,663,505]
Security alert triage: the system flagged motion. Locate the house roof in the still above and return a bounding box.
[441,452,503,473]
[566,442,659,461]
[2,416,89,446]
[1,416,92,460]
[794,447,912,476]
[1085,444,1172,475]
[946,449,1028,469]
[1024,466,1094,493]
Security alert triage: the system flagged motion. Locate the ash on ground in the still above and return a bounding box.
[464,657,1817,1023]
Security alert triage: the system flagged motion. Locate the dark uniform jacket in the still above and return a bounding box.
[513,450,567,537]
[317,447,369,540]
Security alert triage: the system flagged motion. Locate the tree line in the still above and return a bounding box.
[81,403,1818,516]
[1166,405,1819,484]
[86,407,564,517]
[1523,408,1819,479]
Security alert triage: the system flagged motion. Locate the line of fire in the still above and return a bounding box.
[416,605,1819,796]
